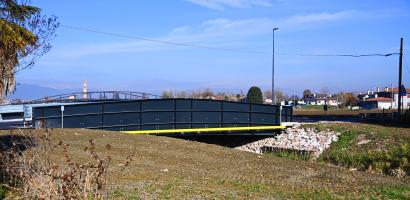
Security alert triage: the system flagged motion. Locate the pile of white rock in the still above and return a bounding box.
[235,125,341,157]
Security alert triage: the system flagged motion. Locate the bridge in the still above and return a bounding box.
[32,98,293,135]
[1,91,293,134]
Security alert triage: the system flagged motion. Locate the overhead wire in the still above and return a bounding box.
[10,24,402,79]
[61,24,400,58]
[60,25,265,54]
[277,52,399,57]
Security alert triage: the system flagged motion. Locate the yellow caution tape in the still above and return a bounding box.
[123,125,285,135]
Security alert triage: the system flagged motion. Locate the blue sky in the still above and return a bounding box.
[14,0,410,97]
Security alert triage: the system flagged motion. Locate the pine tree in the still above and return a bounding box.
[246,86,263,104]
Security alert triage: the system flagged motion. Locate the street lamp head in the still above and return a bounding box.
[273,28,279,31]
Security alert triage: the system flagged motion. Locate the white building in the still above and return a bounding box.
[391,93,410,109]
[314,94,341,106]
[360,87,410,109]
[297,99,306,105]
[362,97,392,110]
[264,98,273,104]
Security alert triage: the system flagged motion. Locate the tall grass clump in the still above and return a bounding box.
[306,123,410,178]
[0,129,133,199]
[319,132,410,177]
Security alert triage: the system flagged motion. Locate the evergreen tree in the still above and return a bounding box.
[246,86,263,104]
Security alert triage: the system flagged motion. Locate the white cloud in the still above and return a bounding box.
[283,10,357,25]
[169,18,273,38]
[53,18,272,58]
[185,0,272,10]
[48,9,390,59]
[172,10,362,36]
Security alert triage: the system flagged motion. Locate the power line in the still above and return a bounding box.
[61,24,400,58]
[277,52,400,57]
[60,25,265,54]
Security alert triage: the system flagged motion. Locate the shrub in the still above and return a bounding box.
[246,86,263,104]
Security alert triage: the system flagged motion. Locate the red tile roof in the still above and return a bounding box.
[365,97,392,102]
[384,88,410,93]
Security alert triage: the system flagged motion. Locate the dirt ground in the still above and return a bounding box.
[1,128,409,199]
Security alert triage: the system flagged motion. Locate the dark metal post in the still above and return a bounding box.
[272,28,279,105]
[190,99,193,129]
[398,38,403,120]
[174,99,177,129]
[249,103,252,127]
[139,101,142,130]
[279,105,282,125]
[220,102,223,128]
[101,102,104,130]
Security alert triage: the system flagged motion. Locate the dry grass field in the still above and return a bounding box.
[1,128,409,199]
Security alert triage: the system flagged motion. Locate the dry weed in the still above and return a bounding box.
[0,129,133,199]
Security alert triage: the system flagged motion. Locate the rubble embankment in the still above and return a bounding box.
[235,125,340,157]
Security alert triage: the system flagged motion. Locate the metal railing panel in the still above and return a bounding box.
[32,99,293,132]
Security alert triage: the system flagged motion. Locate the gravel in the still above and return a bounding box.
[235,124,341,157]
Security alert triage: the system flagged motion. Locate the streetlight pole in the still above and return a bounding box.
[272,28,279,105]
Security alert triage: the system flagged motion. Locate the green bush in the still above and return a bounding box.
[246,86,263,104]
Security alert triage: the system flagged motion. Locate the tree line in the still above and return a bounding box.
[161,86,360,107]
[161,87,287,104]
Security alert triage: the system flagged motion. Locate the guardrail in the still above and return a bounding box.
[27,91,161,104]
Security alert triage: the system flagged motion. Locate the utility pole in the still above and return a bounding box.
[272,28,279,105]
[398,38,403,120]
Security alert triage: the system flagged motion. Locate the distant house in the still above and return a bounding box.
[327,96,340,106]
[297,99,306,105]
[359,87,410,109]
[314,94,327,105]
[214,95,225,101]
[305,93,341,106]
[264,98,273,104]
[360,97,392,110]
[281,100,293,106]
[302,95,316,105]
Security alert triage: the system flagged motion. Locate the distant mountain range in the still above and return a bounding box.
[7,84,80,100]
